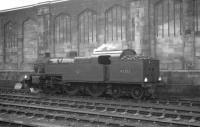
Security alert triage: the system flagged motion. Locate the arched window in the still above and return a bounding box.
[155,0,182,37]
[54,13,72,57]
[78,9,97,44]
[78,9,97,56]
[4,21,17,63]
[55,14,71,44]
[105,5,126,41]
[195,0,200,32]
[23,19,38,63]
[5,22,17,49]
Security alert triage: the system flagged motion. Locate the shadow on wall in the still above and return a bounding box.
[157,70,200,97]
[160,70,200,85]
[156,84,200,98]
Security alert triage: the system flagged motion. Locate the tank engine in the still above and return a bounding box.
[23,49,161,99]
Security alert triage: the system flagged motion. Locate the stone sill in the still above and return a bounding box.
[161,70,200,72]
[0,70,34,72]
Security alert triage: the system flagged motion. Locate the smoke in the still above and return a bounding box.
[93,42,122,52]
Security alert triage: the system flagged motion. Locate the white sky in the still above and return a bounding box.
[0,0,51,11]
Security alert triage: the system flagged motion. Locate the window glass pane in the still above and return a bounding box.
[105,5,126,41]
[55,14,71,44]
[155,0,182,37]
[174,0,181,35]
[78,10,97,44]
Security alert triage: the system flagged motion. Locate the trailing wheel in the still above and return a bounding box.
[131,86,144,100]
[86,84,105,97]
[63,84,79,96]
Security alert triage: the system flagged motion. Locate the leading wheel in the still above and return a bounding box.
[86,84,105,97]
[131,86,144,100]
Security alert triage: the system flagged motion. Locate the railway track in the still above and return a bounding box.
[1,93,200,115]
[1,101,169,127]
[0,92,200,127]
[0,100,200,127]
[0,120,37,127]
[0,87,30,95]
[1,87,200,108]
[0,119,48,127]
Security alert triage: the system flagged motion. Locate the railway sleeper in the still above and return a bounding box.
[2,92,200,112]
[1,96,200,123]
[0,121,35,127]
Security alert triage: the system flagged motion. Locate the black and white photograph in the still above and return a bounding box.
[0,0,199,126]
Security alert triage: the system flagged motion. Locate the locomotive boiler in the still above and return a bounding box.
[23,49,161,99]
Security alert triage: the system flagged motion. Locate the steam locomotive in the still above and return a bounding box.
[23,49,162,99]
